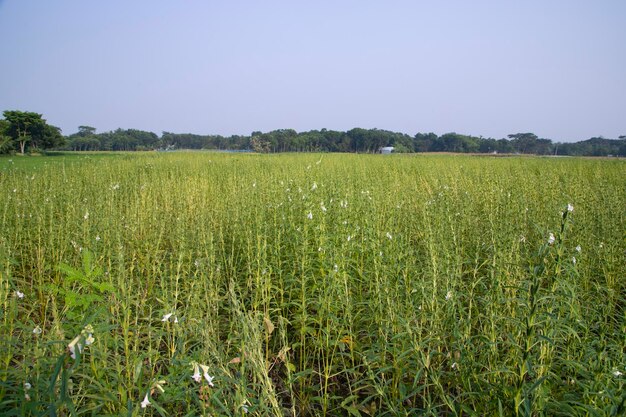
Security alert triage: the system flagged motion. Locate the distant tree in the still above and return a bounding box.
[321,129,347,152]
[391,133,414,152]
[1,110,65,154]
[125,129,159,149]
[250,135,271,153]
[68,136,100,151]
[297,131,325,152]
[508,133,538,154]
[496,138,514,153]
[66,126,99,150]
[392,143,411,153]
[3,110,45,154]
[77,126,97,137]
[226,135,250,150]
[533,138,554,155]
[346,128,392,153]
[583,137,621,156]
[0,136,11,154]
[413,132,437,152]
[0,119,12,154]
[269,129,297,152]
[85,128,159,151]
[479,138,498,153]
[0,119,7,133]
[619,138,626,156]
[34,124,65,150]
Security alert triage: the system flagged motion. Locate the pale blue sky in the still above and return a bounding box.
[1,0,624,141]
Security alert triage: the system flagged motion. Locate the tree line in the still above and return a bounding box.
[2,110,625,156]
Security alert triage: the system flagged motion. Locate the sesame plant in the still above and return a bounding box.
[0,152,624,416]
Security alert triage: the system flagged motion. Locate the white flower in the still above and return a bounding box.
[242,404,249,413]
[333,264,338,273]
[83,212,89,220]
[347,235,351,242]
[174,316,178,324]
[320,203,327,212]
[68,334,83,360]
[141,394,151,408]
[548,233,556,245]
[161,313,173,322]
[311,182,317,191]
[15,290,24,299]
[203,373,214,386]
[191,365,202,383]
[199,364,214,386]
[307,212,313,220]
[445,291,453,301]
[575,245,581,252]
[386,232,392,240]
[192,363,215,386]
[567,203,574,213]
[68,324,95,359]
[451,362,458,370]
[572,257,576,265]
[33,326,42,335]
[68,345,79,359]
[613,370,623,377]
[24,382,31,390]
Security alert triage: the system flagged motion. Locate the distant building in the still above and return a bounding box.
[379,146,394,154]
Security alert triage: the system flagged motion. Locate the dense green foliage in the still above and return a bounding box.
[0,153,624,416]
[63,127,626,156]
[2,109,625,156]
[0,111,64,154]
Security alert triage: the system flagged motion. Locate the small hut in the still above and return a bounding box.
[379,146,394,154]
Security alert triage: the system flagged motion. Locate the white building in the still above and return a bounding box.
[379,146,394,154]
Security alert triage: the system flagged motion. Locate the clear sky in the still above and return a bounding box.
[0,1,624,141]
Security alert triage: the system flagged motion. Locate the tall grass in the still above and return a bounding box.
[0,152,624,416]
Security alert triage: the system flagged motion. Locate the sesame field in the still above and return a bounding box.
[0,152,624,416]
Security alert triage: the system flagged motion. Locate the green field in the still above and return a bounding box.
[1,152,624,416]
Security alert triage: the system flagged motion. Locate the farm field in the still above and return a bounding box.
[0,152,624,416]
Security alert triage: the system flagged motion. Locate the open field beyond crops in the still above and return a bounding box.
[0,152,624,416]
